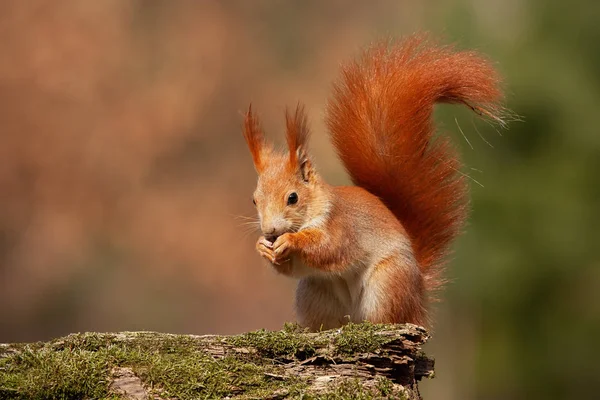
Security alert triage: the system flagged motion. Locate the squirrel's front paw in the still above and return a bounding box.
[256,236,277,264]
[272,233,295,264]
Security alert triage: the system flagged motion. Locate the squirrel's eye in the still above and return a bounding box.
[287,192,298,205]
[252,198,256,206]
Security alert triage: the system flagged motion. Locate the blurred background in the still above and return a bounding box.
[0,0,598,399]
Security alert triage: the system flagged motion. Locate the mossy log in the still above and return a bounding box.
[0,322,434,399]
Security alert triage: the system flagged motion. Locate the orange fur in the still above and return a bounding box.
[285,103,310,171]
[243,34,505,330]
[243,104,268,173]
[326,35,504,294]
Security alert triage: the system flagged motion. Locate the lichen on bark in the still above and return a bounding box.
[0,322,434,399]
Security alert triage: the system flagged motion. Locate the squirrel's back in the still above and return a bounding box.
[325,34,505,293]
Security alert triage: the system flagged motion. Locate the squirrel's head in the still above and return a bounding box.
[242,104,326,242]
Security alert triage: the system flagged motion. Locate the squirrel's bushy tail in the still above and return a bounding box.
[325,34,505,294]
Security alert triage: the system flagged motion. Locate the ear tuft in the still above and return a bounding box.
[243,104,267,173]
[285,103,311,173]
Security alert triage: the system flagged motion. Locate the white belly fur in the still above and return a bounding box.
[293,235,415,325]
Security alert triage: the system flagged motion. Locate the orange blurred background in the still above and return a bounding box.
[0,1,430,341]
[2,1,599,399]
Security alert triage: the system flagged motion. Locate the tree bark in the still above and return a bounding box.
[0,323,434,399]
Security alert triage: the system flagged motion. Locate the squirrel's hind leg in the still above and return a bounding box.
[295,276,350,331]
[355,252,428,327]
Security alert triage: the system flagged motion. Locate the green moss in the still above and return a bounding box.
[50,332,117,352]
[0,323,421,399]
[229,322,325,360]
[333,322,394,356]
[0,344,111,399]
[374,376,396,397]
[136,353,305,399]
[301,377,407,400]
[0,330,311,400]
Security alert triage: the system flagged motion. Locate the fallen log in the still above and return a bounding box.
[0,322,434,399]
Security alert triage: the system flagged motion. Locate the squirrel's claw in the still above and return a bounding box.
[256,236,278,264]
[273,233,294,262]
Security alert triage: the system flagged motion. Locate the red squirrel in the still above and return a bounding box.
[242,34,505,330]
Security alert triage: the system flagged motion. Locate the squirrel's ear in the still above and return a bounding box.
[243,104,268,174]
[297,147,314,183]
[285,103,312,180]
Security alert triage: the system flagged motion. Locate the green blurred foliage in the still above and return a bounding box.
[427,0,600,398]
[1,1,598,399]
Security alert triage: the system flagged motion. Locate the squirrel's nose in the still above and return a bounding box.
[262,220,288,241]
